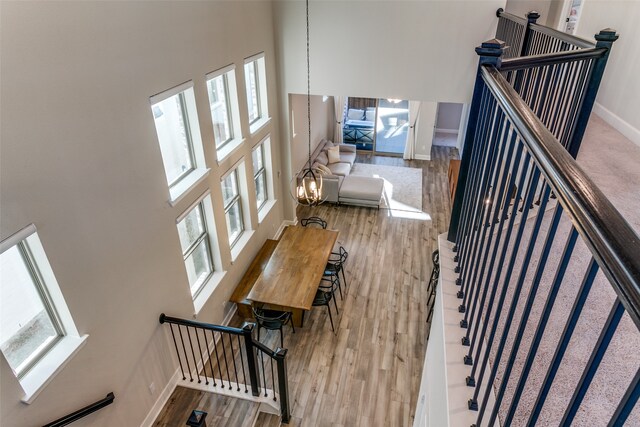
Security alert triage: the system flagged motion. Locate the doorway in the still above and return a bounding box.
[342,97,409,156]
[562,0,584,34]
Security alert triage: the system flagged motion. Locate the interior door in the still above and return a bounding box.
[564,0,584,34]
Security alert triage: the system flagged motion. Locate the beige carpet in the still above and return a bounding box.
[350,163,423,213]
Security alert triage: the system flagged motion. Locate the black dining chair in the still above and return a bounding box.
[312,272,340,333]
[252,306,295,348]
[300,216,327,229]
[325,246,349,298]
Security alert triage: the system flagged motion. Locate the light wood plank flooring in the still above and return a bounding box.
[153,147,456,426]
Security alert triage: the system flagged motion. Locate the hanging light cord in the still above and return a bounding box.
[306,0,311,170]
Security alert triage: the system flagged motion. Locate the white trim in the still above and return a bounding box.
[175,189,212,224]
[415,154,431,161]
[221,158,244,181]
[193,271,227,315]
[257,200,277,224]
[205,63,235,80]
[252,133,271,151]
[0,223,37,254]
[244,52,265,64]
[230,230,255,262]
[274,220,296,239]
[435,128,459,135]
[249,116,271,136]
[140,369,182,427]
[168,168,210,207]
[593,102,640,149]
[216,137,245,163]
[149,80,194,105]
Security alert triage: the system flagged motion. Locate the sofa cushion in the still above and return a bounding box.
[340,176,384,203]
[327,162,351,176]
[327,146,341,163]
[316,163,332,175]
[316,151,329,165]
[323,140,335,150]
[339,151,356,166]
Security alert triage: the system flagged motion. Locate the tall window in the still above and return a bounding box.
[1,243,63,377]
[206,65,242,159]
[244,60,260,124]
[176,200,214,298]
[221,169,245,247]
[151,82,206,202]
[1,225,84,401]
[208,73,233,147]
[244,54,269,134]
[252,143,267,212]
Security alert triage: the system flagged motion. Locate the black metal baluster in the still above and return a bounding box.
[205,329,216,387]
[185,327,201,383]
[220,332,232,389]
[228,333,241,391]
[608,368,640,426]
[178,325,193,382]
[194,327,207,385]
[212,330,225,388]
[560,299,625,425]
[527,258,600,426]
[270,356,277,401]
[260,351,268,397]
[237,335,249,393]
[169,324,186,380]
[467,149,532,391]
[465,141,526,367]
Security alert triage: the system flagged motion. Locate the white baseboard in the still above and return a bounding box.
[435,128,459,135]
[415,154,431,161]
[275,220,296,239]
[140,369,181,427]
[593,102,640,148]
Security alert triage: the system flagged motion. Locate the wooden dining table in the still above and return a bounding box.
[247,225,338,327]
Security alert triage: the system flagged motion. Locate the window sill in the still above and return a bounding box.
[20,335,88,404]
[257,199,277,224]
[193,270,227,315]
[216,138,245,163]
[249,117,271,136]
[169,168,210,207]
[230,230,255,262]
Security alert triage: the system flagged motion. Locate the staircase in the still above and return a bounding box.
[157,314,291,425]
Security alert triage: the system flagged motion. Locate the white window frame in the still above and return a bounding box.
[176,193,217,299]
[150,81,209,205]
[244,53,270,134]
[252,143,268,213]
[206,65,244,162]
[0,225,87,404]
[221,167,245,249]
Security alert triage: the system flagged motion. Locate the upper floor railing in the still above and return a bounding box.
[447,33,640,426]
[159,314,290,424]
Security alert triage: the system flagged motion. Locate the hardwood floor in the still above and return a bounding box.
[152,147,456,426]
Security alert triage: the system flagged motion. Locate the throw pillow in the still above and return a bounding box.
[316,151,329,165]
[315,163,332,175]
[327,145,341,164]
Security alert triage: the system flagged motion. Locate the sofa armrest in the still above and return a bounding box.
[339,143,357,153]
[320,175,341,203]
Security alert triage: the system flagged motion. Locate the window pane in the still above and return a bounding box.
[152,94,194,185]
[177,206,206,253]
[207,75,233,147]
[222,172,238,206]
[244,61,260,123]
[0,246,60,375]
[252,145,263,176]
[255,173,267,210]
[184,240,212,294]
[226,201,244,245]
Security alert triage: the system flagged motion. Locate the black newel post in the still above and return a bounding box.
[447,39,506,243]
[241,323,261,397]
[565,28,618,158]
[520,10,540,56]
[274,348,291,424]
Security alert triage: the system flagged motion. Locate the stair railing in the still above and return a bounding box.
[158,314,290,424]
[43,392,114,427]
[448,38,639,427]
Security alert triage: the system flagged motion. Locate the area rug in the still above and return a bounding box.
[349,163,422,213]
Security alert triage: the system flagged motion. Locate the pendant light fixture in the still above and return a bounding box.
[293,0,325,206]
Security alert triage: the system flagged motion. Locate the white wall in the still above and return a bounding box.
[577,1,640,147]
[436,103,464,132]
[505,0,554,25]
[417,102,438,160]
[0,2,284,426]
[289,94,334,172]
